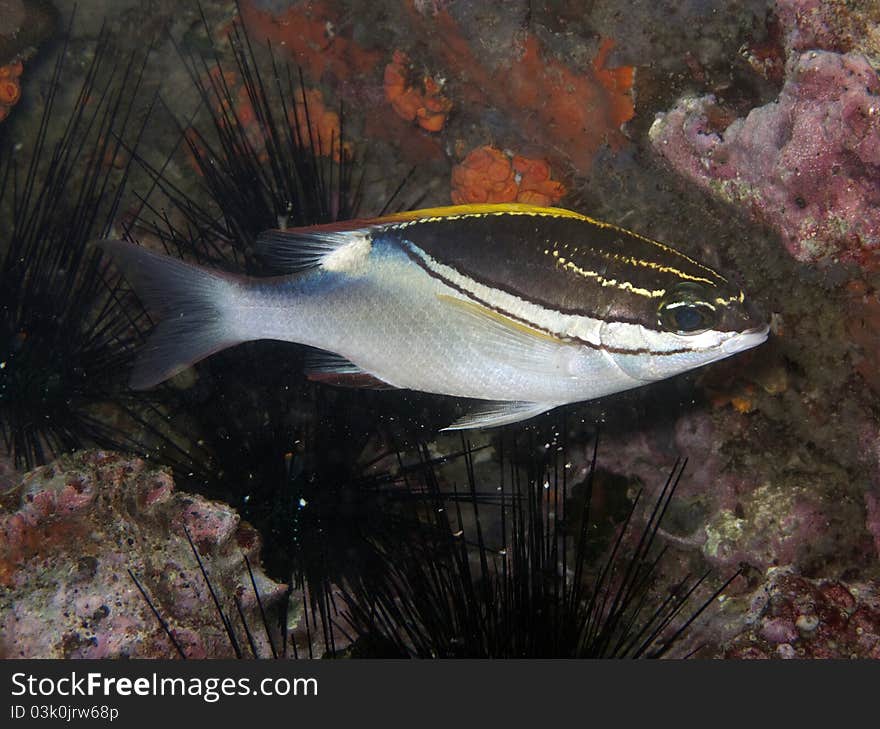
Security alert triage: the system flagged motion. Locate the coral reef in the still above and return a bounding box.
[416,12,634,171]
[776,0,880,63]
[2,0,877,663]
[650,0,880,267]
[0,451,286,658]
[238,0,382,86]
[718,567,880,659]
[384,49,451,132]
[239,1,634,172]
[451,145,566,206]
[569,407,871,577]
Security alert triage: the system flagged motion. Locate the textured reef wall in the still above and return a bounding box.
[650,0,880,268]
[0,451,286,658]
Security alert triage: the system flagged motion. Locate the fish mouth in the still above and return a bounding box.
[721,323,771,355]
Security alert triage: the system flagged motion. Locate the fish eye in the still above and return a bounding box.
[658,283,717,335]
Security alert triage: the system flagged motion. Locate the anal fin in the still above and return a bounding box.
[304,350,397,390]
[442,400,556,431]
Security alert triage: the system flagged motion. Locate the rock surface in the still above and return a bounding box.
[0,450,287,658]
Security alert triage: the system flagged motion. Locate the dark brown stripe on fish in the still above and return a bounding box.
[382,210,732,331]
[401,241,696,357]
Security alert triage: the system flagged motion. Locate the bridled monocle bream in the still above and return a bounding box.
[100,204,769,429]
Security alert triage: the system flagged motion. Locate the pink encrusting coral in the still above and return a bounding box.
[650,49,880,267]
[775,0,880,59]
[649,0,880,269]
[0,451,287,658]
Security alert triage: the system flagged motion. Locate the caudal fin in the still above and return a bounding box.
[99,240,243,388]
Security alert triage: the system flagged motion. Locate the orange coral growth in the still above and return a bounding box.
[384,50,452,132]
[289,87,352,162]
[511,155,567,206]
[0,81,18,104]
[451,146,518,204]
[707,382,757,413]
[500,34,634,169]
[451,145,566,206]
[191,66,351,170]
[589,38,636,131]
[0,60,24,123]
[0,60,23,78]
[418,8,635,170]
[239,0,382,84]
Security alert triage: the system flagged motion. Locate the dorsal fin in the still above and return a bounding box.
[257,222,375,273]
[375,203,590,225]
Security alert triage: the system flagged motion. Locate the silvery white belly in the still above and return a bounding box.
[227,240,637,403]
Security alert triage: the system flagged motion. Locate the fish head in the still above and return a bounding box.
[596,277,769,384]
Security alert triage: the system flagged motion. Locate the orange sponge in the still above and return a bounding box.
[0,60,24,122]
[384,50,452,133]
[452,146,566,206]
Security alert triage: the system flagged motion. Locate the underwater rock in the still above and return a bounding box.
[845,279,880,397]
[865,492,880,562]
[700,475,840,569]
[572,407,869,579]
[650,47,880,268]
[857,418,880,560]
[650,0,880,269]
[776,0,880,63]
[0,0,58,67]
[720,567,880,659]
[0,451,287,658]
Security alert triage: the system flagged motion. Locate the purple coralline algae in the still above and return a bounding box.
[0,451,287,658]
[649,0,880,267]
[720,567,880,659]
[776,0,880,60]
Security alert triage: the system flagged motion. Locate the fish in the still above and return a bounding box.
[100,203,769,430]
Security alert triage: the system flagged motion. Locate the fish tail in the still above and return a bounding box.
[99,240,245,389]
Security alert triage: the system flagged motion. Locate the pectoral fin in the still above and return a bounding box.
[442,401,556,431]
